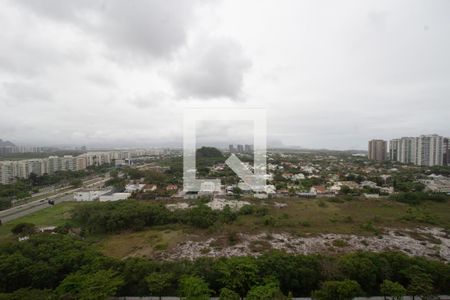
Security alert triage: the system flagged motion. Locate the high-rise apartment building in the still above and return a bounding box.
[368,139,387,161]
[244,144,253,153]
[398,137,416,164]
[389,139,400,161]
[414,134,443,166]
[388,134,445,167]
[0,151,129,184]
[444,138,449,166]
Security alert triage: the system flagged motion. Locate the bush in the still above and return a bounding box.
[312,280,362,300]
[219,288,240,300]
[11,223,35,235]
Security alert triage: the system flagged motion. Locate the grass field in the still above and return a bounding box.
[0,201,80,242]
[224,197,450,236]
[1,197,449,259]
[96,197,450,258]
[96,224,188,258]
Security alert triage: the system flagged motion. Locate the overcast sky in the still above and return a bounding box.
[0,0,449,150]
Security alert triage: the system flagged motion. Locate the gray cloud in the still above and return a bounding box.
[172,38,251,100]
[2,81,53,103]
[16,0,198,58]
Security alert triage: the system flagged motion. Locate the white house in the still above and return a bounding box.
[99,193,131,202]
[125,184,145,193]
[74,189,110,201]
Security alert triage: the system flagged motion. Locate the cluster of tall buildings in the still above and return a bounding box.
[0,151,130,185]
[229,144,253,153]
[368,134,449,166]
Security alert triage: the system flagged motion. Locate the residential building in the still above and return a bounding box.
[74,189,111,201]
[414,134,443,166]
[389,139,400,161]
[398,137,416,164]
[99,192,131,202]
[444,138,449,166]
[368,139,387,161]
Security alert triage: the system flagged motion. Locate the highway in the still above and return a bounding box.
[0,163,152,224]
[0,175,110,224]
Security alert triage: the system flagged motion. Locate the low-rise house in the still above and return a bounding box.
[363,193,380,199]
[282,173,294,180]
[99,192,131,202]
[166,184,178,191]
[422,179,450,193]
[296,191,317,198]
[264,184,276,195]
[125,184,145,193]
[339,181,360,190]
[143,184,158,192]
[277,189,289,196]
[292,173,305,181]
[360,181,378,189]
[379,186,394,194]
[74,189,110,201]
[310,185,327,194]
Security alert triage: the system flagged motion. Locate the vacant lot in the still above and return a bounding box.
[217,197,450,236]
[2,197,449,260]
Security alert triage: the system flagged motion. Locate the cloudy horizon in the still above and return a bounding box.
[0,0,449,150]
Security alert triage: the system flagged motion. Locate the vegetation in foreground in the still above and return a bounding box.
[0,233,449,299]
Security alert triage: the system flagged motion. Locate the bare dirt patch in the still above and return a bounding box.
[161,227,450,261]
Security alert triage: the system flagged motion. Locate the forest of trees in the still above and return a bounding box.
[72,200,242,233]
[0,234,449,299]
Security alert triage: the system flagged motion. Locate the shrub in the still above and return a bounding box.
[11,223,35,235]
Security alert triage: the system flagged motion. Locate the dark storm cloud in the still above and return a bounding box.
[172,38,251,100]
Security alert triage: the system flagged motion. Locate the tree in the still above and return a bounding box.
[178,276,210,300]
[56,269,124,300]
[145,272,173,300]
[70,179,83,188]
[380,280,406,300]
[312,280,362,300]
[246,281,286,300]
[219,288,240,300]
[11,222,35,235]
[217,256,259,297]
[407,272,434,300]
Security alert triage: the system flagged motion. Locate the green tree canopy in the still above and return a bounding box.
[56,269,124,300]
[380,280,406,300]
[145,272,173,300]
[178,276,210,300]
[312,280,362,300]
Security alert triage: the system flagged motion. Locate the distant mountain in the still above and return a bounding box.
[0,139,15,147]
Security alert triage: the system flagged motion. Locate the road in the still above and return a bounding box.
[0,175,110,224]
[0,163,152,224]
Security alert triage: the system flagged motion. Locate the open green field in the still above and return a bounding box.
[1,197,449,259]
[0,201,80,242]
[223,197,450,236]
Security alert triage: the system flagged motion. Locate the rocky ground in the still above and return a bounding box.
[160,227,450,261]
